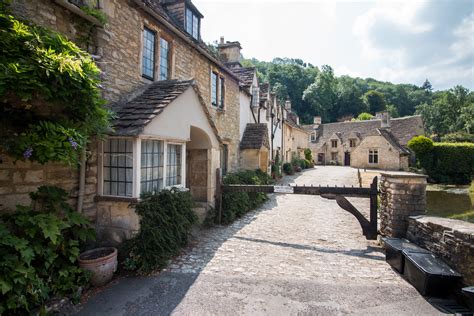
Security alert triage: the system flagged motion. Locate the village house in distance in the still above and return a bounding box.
[303,112,424,171]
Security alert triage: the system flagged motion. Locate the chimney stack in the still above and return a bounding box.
[217,37,242,65]
[376,111,391,129]
[313,116,321,125]
[285,99,292,111]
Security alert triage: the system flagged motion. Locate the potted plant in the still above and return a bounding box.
[79,247,118,287]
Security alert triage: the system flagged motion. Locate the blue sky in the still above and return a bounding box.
[194,0,474,90]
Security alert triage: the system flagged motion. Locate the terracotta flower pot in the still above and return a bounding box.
[79,247,117,287]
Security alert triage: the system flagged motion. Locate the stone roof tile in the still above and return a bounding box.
[240,123,269,149]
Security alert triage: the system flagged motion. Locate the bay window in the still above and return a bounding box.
[100,138,185,198]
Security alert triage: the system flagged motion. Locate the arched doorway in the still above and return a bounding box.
[186,126,212,203]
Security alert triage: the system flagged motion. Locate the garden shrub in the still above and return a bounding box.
[219,169,274,225]
[304,148,313,162]
[292,158,306,170]
[123,189,197,273]
[282,162,294,175]
[409,136,474,184]
[407,136,434,156]
[271,152,282,179]
[0,186,95,314]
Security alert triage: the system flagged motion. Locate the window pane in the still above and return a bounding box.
[159,38,169,80]
[103,139,133,197]
[186,8,193,34]
[140,140,164,194]
[142,28,155,79]
[211,72,217,106]
[167,144,182,186]
[219,77,225,109]
[192,15,198,39]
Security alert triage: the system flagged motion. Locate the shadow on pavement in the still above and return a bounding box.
[232,236,385,261]
[76,198,278,315]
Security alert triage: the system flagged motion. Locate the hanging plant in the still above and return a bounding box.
[0,10,112,165]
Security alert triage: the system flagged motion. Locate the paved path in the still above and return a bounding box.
[78,166,441,315]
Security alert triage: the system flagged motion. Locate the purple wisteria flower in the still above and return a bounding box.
[23,147,33,159]
[68,137,78,150]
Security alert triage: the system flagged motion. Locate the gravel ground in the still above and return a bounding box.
[77,166,442,315]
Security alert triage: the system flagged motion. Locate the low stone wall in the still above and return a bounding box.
[96,198,140,245]
[407,216,474,285]
[379,172,427,238]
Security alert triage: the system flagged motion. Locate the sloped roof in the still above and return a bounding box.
[378,128,411,154]
[111,80,220,141]
[231,67,256,88]
[240,123,269,149]
[314,115,423,147]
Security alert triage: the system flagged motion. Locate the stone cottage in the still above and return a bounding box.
[282,101,310,163]
[304,112,424,171]
[3,0,244,243]
[216,39,284,172]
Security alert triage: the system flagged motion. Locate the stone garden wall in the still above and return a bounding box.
[379,172,474,285]
[407,216,474,285]
[379,172,427,238]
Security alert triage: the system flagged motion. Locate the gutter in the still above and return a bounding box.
[132,0,240,83]
[76,146,87,213]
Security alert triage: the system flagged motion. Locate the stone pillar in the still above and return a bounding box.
[379,172,427,238]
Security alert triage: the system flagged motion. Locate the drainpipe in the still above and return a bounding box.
[76,146,86,213]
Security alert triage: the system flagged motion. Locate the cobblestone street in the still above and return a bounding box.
[78,166,441,315]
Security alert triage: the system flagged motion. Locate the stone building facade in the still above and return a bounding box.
[283,104,311,163]
[2,0,243,243]
[304,112,424,171]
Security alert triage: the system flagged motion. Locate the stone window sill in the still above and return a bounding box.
[95,195,139,203]
[54,0,103,27]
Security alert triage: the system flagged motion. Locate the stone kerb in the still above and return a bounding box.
[379,172,428,238]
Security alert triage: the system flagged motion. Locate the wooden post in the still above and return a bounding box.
[369,176,378,239]
[215,168,222,225]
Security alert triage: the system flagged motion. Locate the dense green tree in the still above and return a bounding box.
[362,90,386,114]
[416,85,473,136]
[302,65,337,122]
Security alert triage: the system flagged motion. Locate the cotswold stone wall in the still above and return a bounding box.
[0,148,98,220]
[407,216,474,285]
[379,172,427,238]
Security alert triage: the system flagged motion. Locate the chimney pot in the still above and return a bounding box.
[220,36,224,44]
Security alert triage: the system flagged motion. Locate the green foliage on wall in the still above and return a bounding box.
[123,189,197,273]
[0,12,112,164]
[0,186,95,314]
[282,162,294,175]
[353,112,375,121]
[220,170,274,224]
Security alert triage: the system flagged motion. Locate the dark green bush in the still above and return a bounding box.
[440,133,474,143]
[428,143,474,184]
[409,136,474,184]
[282,162,294,175]
[304,148,313,162]
[271,152,282,178]
[123,189,197,273]
[219,169,274,225]
[292,158,306,170]
[0,186,95,314]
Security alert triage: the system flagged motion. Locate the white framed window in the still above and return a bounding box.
[369,149,379,164]
[311,132,317,142]
[166,143,183,187]
[251,86,260,107]
[103,139,134,197]
[100,138,185,198]
[140,139,164,193]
